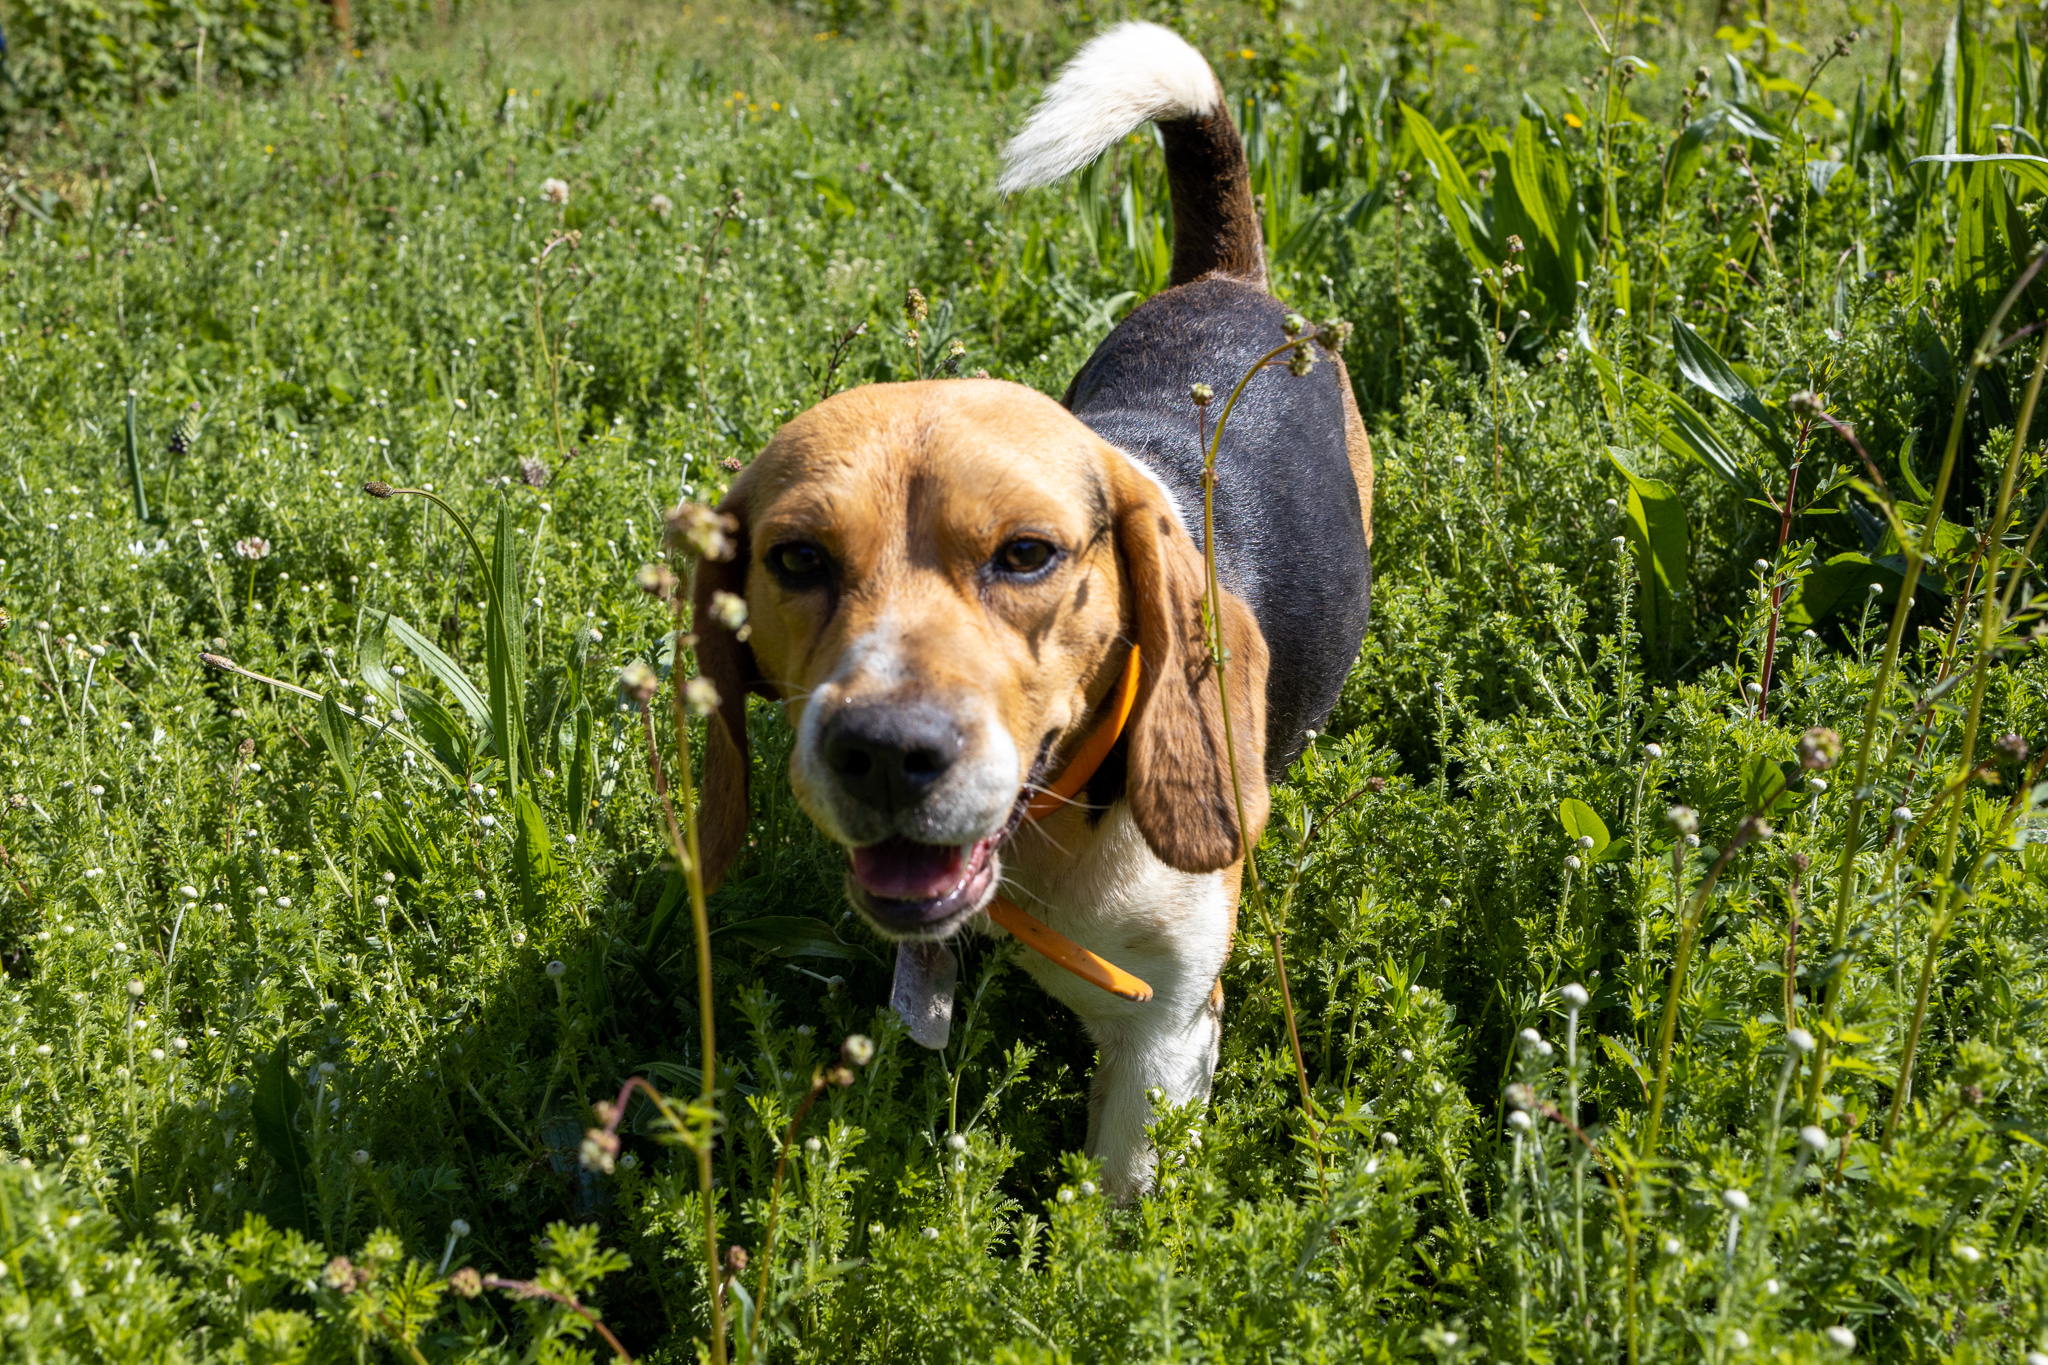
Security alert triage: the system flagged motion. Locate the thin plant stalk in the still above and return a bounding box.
[636,683,726,1364]
[1882,324,2048,1150]
[1807,249,2048,1109]
[1193,328,1339,1191]
[1643,817,1767,1155]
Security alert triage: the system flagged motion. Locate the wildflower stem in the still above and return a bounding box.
[1883,321,2048,1152]
[636,686,726,1363]
[1198,330,1333,1194]
[483,1275,634,1362]
[750,1073,829,1347]
[1644,820,1763,1155]
[1809,249,2048,1112]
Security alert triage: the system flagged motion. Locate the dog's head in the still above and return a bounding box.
[692,379,1267,939]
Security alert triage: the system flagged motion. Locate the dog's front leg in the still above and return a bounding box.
[1084,980,1224,1199]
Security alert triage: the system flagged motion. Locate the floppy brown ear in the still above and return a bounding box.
[1113,460,1270,873]
[690,495,758,895]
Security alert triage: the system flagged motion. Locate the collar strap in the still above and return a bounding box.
[988,644,1154,1004]
[1022,645,1141,822]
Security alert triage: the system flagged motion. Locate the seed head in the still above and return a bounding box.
[709,590,749,631]
[1994,732,2029,762]
[618,661,660,705]
[233,537,273,561]
[904,286,928,326]
[634,563,679,599]
[519,456,550,489]
[843,1034,875,1066]
[1504,1082,1536,1112]
[541,177,570,205]
[650,192,674,219]
[1798,726,1843,769]
[1189,382,1214,406]
[684,675,721,717]
[1282,312,1306,337]
[724,1244,749,1274]
[1787,1027,1816,1054]
[1667,805,1699,836]
[448,1266,483,1297]
[1288,342,1316,377]
[666,501,739,562]
[363,480,394,499]
[580,1127,619,1173]
[1505,234,1525,254]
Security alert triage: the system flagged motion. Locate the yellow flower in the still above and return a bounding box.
[1564,113,1584,128]
[1239,48,1256,59]
[1463,63,1477,74]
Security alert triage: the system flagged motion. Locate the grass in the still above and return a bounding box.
[2,0,2048,1359]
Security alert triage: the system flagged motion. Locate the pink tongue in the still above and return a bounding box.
[851,838,967,901]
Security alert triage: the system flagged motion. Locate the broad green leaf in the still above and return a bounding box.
[512,792,556,920]
[1665,110,1724,198]
[1783,551,1894,627]
[1741,755,1796,816]
[400,685,474,775]
[1672,321,1773,428]
[1557,798,1612,856]
[1909,152,2048,200]
[1607,448,1691,663]
[366,609,492,738]
[251,1042,311,1232]
[316,696,357,799]
[1399,103,1492,272]
[567,703,595,835]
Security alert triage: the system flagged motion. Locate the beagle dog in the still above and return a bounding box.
[692,22,1373,1198]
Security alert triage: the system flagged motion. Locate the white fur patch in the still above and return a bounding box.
[997,22,1222,194]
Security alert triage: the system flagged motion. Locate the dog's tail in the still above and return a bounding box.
[998,22,1264,291]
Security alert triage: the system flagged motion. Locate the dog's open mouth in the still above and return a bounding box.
[847,835,999,937]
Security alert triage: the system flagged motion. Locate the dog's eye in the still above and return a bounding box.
[992,537,1058,577]
[766,541,830,589]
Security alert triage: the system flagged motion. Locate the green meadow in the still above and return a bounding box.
[1,0,2047,1359]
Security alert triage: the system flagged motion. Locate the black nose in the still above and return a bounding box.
[820,701,965,812]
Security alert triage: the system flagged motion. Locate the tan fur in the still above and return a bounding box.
[691,378,1268,889]
[1332,351,1375,549]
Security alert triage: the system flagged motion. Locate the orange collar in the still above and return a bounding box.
[986,645,1154,1003]
[1022,645,1141,822]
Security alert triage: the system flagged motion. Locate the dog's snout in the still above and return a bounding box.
[821,702,966,812]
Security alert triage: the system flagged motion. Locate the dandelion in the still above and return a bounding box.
[541,177,570,205]
[650,192,674,218]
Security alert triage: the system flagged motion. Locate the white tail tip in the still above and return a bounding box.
[997,22,1221,195]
